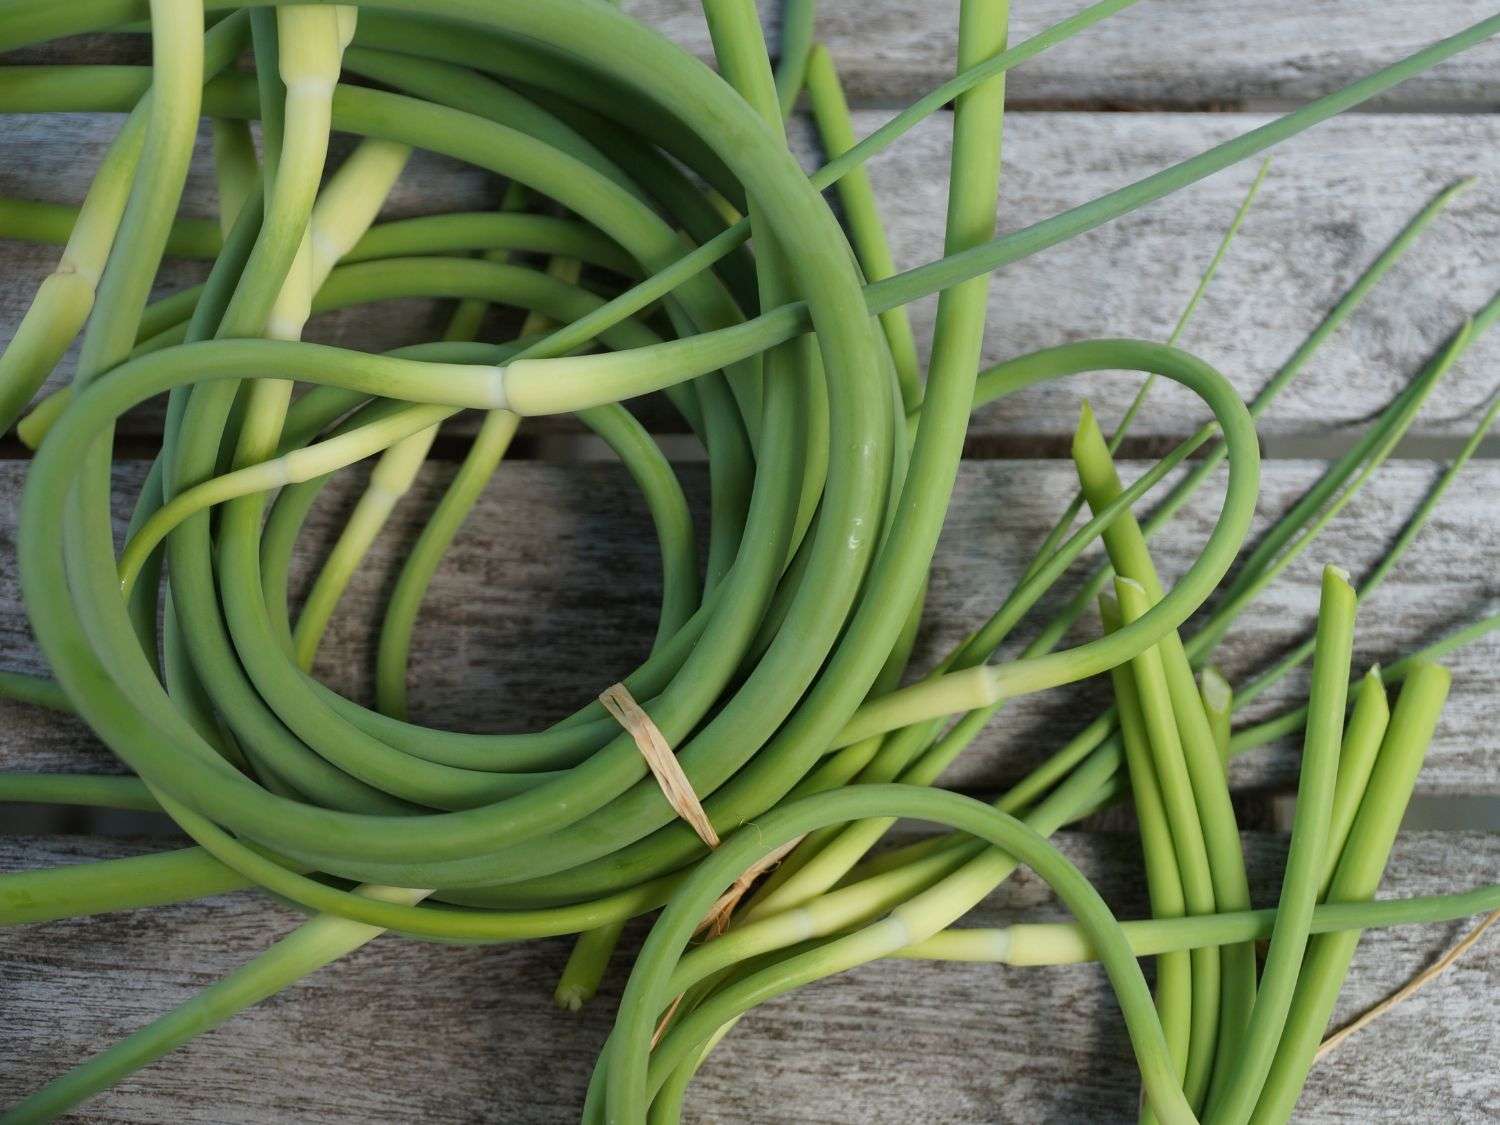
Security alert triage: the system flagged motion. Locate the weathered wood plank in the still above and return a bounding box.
[631,0,1500,109]
[0,830,1493,1122]
[843,110,1500,450]
[2,459,1495,795]
[4,111,1499,445]
[10,2,1500,109]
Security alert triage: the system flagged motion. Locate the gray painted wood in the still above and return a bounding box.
[626,0,1500,109]
[4,111,1500,445]
[840,110,1500,449]
[12,2,1500,109]
[0,829,1493,1122]
[2,459,1495,796]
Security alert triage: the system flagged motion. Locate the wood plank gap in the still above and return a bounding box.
[10,431,1496,464]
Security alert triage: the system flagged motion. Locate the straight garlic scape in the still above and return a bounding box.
[0,1,1496,1122]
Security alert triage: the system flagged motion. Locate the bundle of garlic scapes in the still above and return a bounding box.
[1,2,1498,1121]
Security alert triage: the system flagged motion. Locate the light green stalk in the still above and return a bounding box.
[1102,591,1193,1113]
[1250,663,1451,1123]
[1075,403,1257,1076]
[896,883,1500,965]
[1207,566,1355,1124]
[1200,669,1233,765]
[1116,577,1220,1111]
[805,42,922,409]
[1319,670,1391,894]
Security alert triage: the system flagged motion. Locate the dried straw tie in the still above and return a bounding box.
[599,682,805,1045]
[598,683,803,938]
[599,682,720,849]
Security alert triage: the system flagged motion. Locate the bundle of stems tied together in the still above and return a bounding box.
[0,0,1497,1121]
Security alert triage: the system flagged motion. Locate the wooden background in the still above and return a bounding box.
[1,2,1498,1121]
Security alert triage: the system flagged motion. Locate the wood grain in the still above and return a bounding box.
[626,0,1500,109]
[0,829,1493,1123]
[844,110,1500,449]
[2,459,1494,796]
[4,111,1500,446]
[11,2,1500,108]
